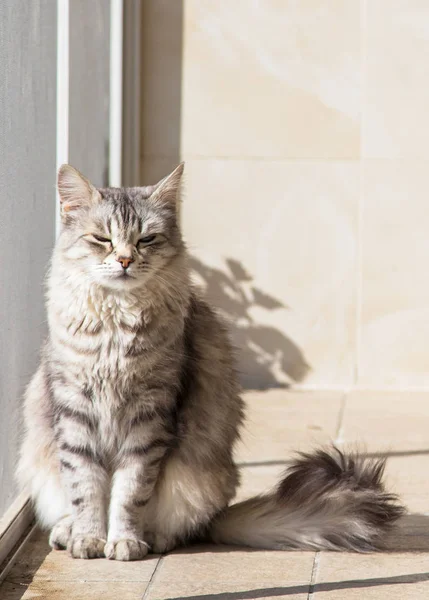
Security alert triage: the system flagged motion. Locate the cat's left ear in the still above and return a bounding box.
[149,163,184,209]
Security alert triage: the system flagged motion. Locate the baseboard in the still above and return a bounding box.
[0,493,35,583]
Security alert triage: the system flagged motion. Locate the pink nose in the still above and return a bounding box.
[116,256,134,269]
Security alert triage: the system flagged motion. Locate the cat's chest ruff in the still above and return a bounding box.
[57,290,150,379]
[87,290,143,330]
[56,286,144,332]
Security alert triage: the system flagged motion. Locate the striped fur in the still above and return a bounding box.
[17,164,403,561]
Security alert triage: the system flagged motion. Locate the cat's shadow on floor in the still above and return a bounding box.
[386,513,429,551]
[189,256,311,390]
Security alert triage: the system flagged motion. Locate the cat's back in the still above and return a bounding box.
[176,290,244,459]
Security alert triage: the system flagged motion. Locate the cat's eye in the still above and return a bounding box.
[138,234,157,245]
[92,234,111,243]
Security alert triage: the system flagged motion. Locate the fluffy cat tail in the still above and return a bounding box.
[209,448,405,552]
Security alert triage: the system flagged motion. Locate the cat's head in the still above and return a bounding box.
[56,164,185,291]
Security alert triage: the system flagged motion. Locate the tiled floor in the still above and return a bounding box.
[2,389,429,599]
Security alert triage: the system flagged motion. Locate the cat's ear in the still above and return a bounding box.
[149,163,184,209]
[57,164,100,215]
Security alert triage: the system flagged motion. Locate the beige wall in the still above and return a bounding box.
[140,0,429,390]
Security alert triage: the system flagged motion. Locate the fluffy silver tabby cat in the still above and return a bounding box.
[17,164,403,561]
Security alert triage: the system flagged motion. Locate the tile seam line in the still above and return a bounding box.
[141,155,361,162]
[292,386,429,392]
[143,155,429,161]
[334,392,347,445]
[356,0,367,386]
[5,577,157,583]
[307,551,321,599]
[142,554,164,600]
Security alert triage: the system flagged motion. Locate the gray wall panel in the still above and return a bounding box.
[0,1,57,516]
[69,0,110,186]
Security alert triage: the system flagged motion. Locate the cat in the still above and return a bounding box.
[17,163,404,560]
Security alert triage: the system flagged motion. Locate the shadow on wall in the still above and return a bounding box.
[189,256,310,390]
[139,3,309,389]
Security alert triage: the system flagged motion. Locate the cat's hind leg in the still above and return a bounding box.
[19,436,73,551]
[17,366,69,530]
[144,454,238,553]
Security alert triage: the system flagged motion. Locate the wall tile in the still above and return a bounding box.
[364,0,429,158]
[139,2,429,389]
[359,160,429,387]
[182,158,359,387]
[182,0,360,158]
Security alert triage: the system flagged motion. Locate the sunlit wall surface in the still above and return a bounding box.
[140,0,429,390]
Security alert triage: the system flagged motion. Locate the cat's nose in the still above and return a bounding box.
[116,256,134,269]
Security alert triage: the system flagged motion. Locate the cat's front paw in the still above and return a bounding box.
[104,539,149,561]
[67,536,106,559]
[49,516,73,550]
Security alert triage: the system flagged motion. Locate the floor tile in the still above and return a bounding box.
[384,456,429,514]
[145,580,309,600]
[339,391,429,452]
[236,465,286,502]
[5,529,159,584]
[236,390,344,464]
[313,581,429,599]
[0,581,147,600]
[4,391,429,600]
[158,545,315,585]
[315,552,429,599]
